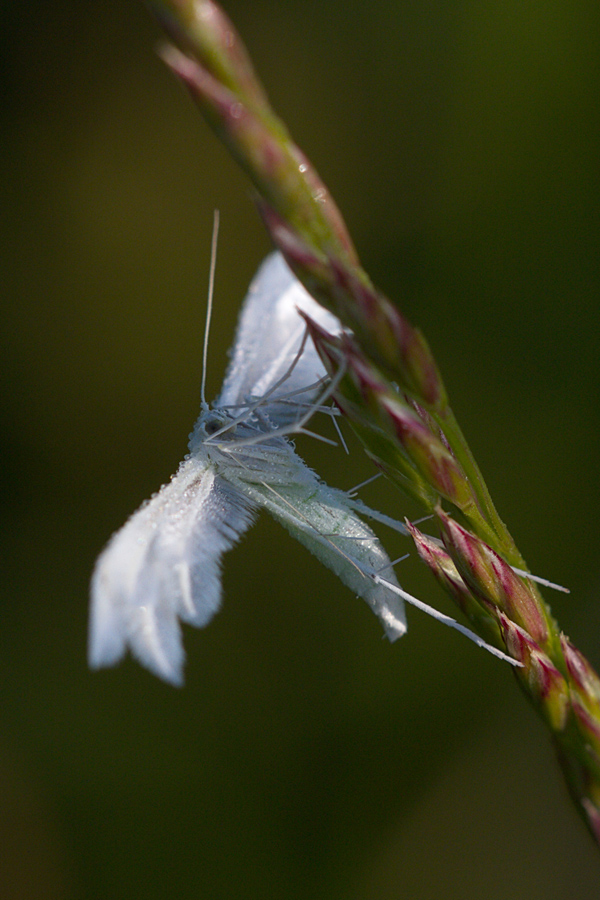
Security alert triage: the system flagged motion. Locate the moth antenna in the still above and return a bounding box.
[201,209,220,410]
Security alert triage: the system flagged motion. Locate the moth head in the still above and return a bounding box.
[188,408,240,455]
[204,411,231,434]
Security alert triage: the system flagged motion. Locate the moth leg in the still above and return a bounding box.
[224,358,347,449]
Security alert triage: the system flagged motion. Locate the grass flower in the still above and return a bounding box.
[118,0,600,844]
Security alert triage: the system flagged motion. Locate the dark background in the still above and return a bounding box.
[2,1,600,897]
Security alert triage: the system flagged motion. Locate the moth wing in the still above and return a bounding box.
[89,458,256,685]
[217,252,343,421]
[236,464,407,641]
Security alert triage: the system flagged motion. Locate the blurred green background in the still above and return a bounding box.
[2,1,600,897]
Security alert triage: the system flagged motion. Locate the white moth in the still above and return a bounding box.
[89,252,409,685]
